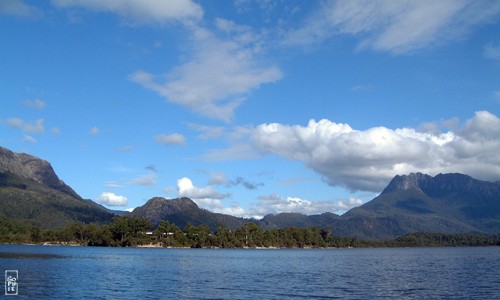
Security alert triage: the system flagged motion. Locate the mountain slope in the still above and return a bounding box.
[132,197,251,231]
[0,147,115,228]
[341,173,500,238]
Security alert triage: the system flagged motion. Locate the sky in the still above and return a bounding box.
[1,0,500,218]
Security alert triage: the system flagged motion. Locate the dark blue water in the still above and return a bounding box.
[1,245,499,299]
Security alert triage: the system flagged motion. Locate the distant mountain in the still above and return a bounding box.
[0,146,116,228]
[132,197,252,231]
[340,173,500,238]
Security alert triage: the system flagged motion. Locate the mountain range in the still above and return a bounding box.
[1,146,499,238]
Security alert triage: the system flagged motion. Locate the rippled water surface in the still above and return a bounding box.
[1,245,499,299]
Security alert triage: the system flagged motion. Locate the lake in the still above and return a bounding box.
[1,245,499,299]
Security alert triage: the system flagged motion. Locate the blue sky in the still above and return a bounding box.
[1,0,500,218]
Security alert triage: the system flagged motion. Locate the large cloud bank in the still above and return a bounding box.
[252,111,500,192]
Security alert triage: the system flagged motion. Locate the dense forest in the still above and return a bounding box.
[1,215,499,248]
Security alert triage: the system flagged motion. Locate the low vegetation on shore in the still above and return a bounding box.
[1,215,499,248]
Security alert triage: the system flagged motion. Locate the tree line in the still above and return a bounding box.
[1,215,499,248]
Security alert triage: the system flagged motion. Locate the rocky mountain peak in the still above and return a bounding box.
[382,172,432,193]
[132,197,199,225]
[382,172,492,196]
[0,146,80,198]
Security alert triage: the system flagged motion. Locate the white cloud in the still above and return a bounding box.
[177,177,228,200]
[176,177,234,212]
[175,178,362,218]
[0,0,42,18]
[251,194,337,217]
[6,118,44,134]
[484,43,500,61]
[130,23,282,122]
[95,192,128,206]
[337,197,364,210]
[251,111,500,192]
[89,126,99,136]
[51,0,203,25]
[286,0,500,54]
[154,133,186,146]
[22,99,46,109]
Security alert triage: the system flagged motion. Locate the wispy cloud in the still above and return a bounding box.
[494,91,500,101]
[51,127,62,135]
[23,135,37,144]
[116,145,134,152]
[6,118,45,134]
[351,84,374,93]
[22,99,46,109]
[0,0,42,18]
[484,43,500,61]
[285,0,500,54]
[127,172,157,186]
[95,192,128,206]
[154,133,186,146]
[89,126,100,136]
[130,21,282,122]
[51,0,203,25]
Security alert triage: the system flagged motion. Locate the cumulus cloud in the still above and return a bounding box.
[95,192,128,206]
[174,178,362,218]
[154,133,186,146]
[250,194,338,217]
[177,177,229,200]
[251,111,500,192]
[130,22,282,122]
[22,99,46,109]
[285,0,500,54]
[6,118,44,134]
[51,0,203,25]
[176,177,237,213]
